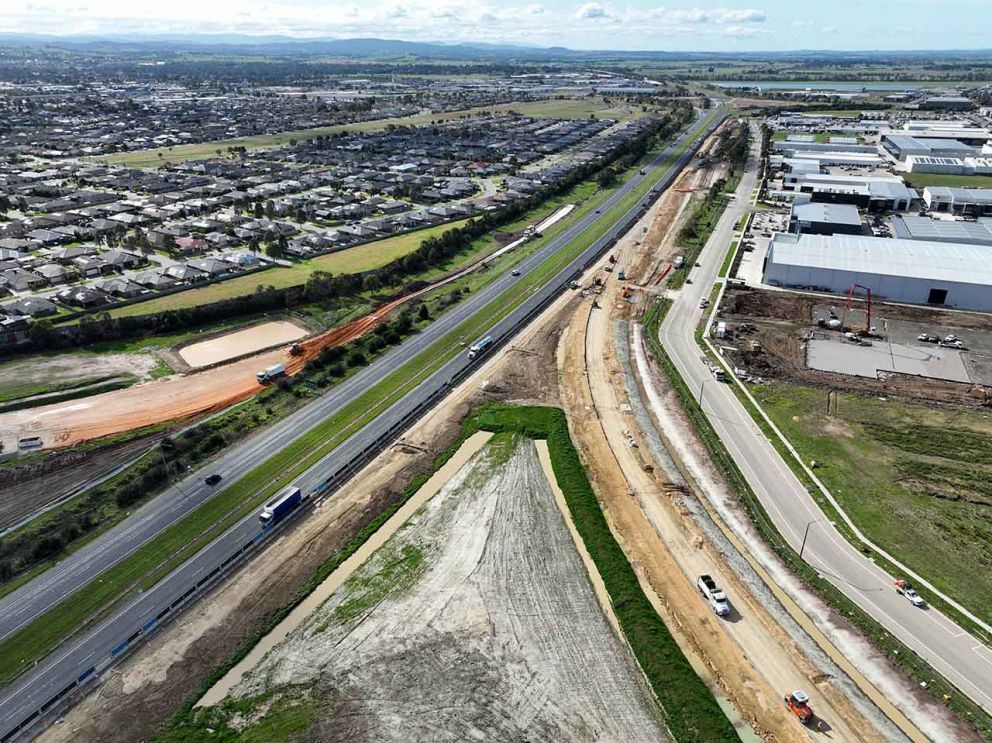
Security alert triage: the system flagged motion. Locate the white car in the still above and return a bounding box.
[895,580,925,607]
[902,588,925,607]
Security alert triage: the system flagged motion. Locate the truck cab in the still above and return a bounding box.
[697,574,730,616]
[785,690,814,725]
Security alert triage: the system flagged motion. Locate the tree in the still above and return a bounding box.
[417,303,430,321]
[596,168,618,189]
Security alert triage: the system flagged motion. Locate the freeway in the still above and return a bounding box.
[0,107,725,741]
[658,131,992,717]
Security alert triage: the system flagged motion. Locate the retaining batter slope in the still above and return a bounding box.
[224,437,669,741]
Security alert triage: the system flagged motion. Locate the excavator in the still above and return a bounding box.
[784,690,814,725]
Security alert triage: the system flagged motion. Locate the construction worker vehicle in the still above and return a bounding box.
[784,690,814,725]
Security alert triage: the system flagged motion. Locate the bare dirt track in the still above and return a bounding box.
[226,437,668,742]
[553,139,906,742]
[0,311,380,451]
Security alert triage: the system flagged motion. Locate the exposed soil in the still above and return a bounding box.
[553,144,903,742]
[719,287,992,407]
[0,432,166,531]
[226,437,668,741]
[178,320,308,368]
[40,291,571,743]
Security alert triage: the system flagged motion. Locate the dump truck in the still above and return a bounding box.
[256,362,286,383]
[259,485,302,526]
[468,335,494,360]
[784,690,814,725]
[696,574,730,616]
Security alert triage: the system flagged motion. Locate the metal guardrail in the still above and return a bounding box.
[3,111,725,743]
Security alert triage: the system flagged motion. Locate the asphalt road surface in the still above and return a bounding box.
[658,133,992,715]
[0,108,725,741]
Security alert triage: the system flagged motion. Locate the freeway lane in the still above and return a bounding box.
[658,130,992,715]
[0,108,725,741]
[0,108,711,644]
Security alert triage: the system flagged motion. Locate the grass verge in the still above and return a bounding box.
[643,298,992,741]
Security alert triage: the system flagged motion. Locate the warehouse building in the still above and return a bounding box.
[923,187,992,216]
[764,233,992,310]
[882,134,977,161]
[921,96,974,111]
[906,155,969,174]
[787,173,914,211]
[892,216,992,246]
[789,202,863,236]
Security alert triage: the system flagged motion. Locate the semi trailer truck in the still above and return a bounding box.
[259,485,302,526]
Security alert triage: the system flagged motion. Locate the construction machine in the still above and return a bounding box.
[840,284,873,336]
[784,690,814,725]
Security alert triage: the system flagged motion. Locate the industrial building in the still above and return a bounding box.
[789,202,863,236]
[906,156,969,174]
[892,216,992,246]
[882,134,977,161]
[907,155,992,175]
[920,96,974,111]
[764,233,992,310]
[923,187,992,216]
[785,173,914,211]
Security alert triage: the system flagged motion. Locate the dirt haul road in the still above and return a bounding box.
[0,312,379,450]
[556,150,899,741]
[221,436,669,741]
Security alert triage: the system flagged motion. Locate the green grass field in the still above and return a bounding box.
[905,173,992,189]
[752,381,992,625]
[106,220,470,318]
[98,98,644,168]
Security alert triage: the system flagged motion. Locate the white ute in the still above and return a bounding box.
[697,574,730,616]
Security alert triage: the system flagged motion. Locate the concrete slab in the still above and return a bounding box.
[807,337,972,382]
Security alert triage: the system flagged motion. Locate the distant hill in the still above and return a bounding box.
[0,33,988,63]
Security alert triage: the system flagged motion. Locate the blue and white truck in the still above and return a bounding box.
[259,485,302,526]
[467,335,494,360]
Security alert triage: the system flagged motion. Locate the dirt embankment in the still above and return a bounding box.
[554,149,899,742]
[720,287,992,407]
[40,295,572,743]
[223,437,668,741]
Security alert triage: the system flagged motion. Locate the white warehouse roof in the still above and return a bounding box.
[767,233,992,285]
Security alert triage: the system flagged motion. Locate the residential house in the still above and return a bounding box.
[34,262,74,285]
[3,296,58,317]
[0,268,47,292]
[94,277,144,298]
[163,264,208,283]
[55,285,110,308]
[185,257,230,277]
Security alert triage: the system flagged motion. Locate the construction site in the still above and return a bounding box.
[31,122,984,743]
[716,286,992,407]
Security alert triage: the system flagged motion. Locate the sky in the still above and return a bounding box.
[3,0,991,51]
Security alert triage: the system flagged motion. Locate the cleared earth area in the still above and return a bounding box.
[211,435,668,742]
[178,320,307,368]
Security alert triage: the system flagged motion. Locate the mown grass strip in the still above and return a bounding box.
[643,298,992,741]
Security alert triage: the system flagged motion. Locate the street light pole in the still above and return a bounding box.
[799,519,819,560]
[698,378,707,407]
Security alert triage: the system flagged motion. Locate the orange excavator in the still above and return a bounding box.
[784,690,814,725]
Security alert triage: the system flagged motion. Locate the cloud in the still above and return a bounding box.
[722,23,770,37]
[666,7,765,24]
[575,2,609,19]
